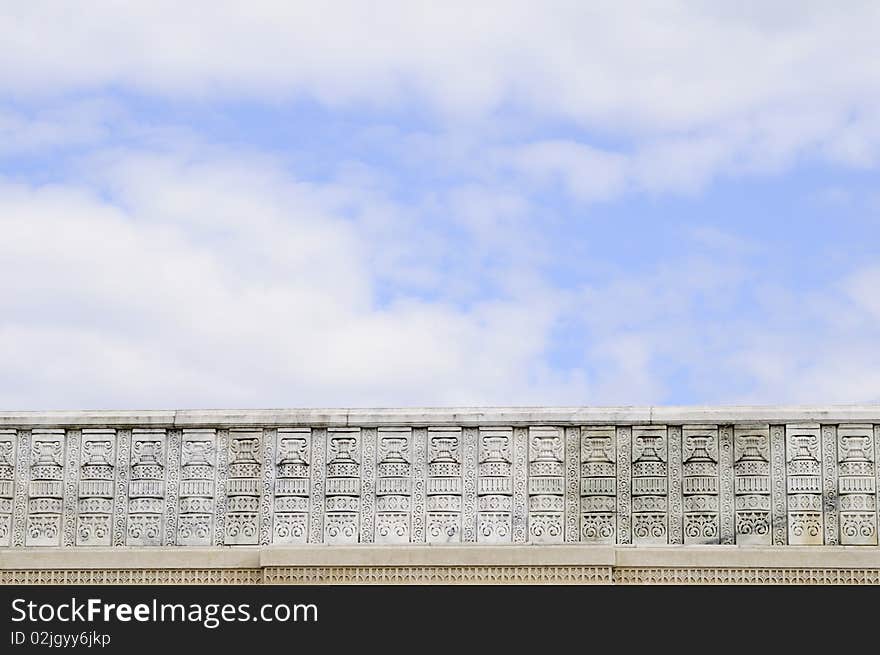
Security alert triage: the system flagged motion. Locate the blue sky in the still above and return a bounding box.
[1,3,879,409]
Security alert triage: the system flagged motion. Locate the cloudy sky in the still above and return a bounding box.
[2,2,880,410]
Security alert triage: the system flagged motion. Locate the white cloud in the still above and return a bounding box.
[0,145,595,409]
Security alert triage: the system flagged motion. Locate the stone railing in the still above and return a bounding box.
[1,406,879,550]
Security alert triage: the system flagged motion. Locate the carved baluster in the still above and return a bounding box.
[837,424,877,545]
[324,428,360,544]
[580,426,616,543]
[477,428,513,543]
[632,426,668,544]
[225,429,261,545]
[273,428,310,544]
[76,429,115,546]
[426,427,462,543]
[26,429,65,546]
[682,426,719,544]
[177,429,216,546]
[734,426,771,545]
[376,427,411,543]
[785,425,823,545]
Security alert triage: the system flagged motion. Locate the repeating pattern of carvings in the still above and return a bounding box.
[821,425,838,545]
[462,427,478,542]
[616,426,632,544]
[668,426,683,544]
[2,419,880,549]
[111,429,130,547]
[259,428,275,545]
[307,428,326,543]
[770,425,786,545]
[411,428,427,543]
[4,565,879,585]
[263,566,613,585]
[512,427,528,542]
[62,429,79,546]
[12,430,29,547]
[718,425,734,544]
[564,427,579,542]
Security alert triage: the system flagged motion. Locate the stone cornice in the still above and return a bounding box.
[1,404,880,428]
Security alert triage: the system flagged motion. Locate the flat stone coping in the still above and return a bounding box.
[3,546,879,570]
[2,405,880,428]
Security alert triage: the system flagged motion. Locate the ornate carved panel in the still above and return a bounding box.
[177,429,217,546]
[785,424,823,545]
[225,429,261,545]
[127,429,166,546]
[26,429,65,546]
[632,426,668,544]
[76,429,116,546]
[0,430,15,547]
[477,428,513,543]
[682,425,719,544]
[324,428,361,544]
[274,428,310,544]
[376,427,412,544]
[426,427,462,543]
[527,426,563,543]
[734,425,771,545]
[580,426,616,543]
[837,424,877,545]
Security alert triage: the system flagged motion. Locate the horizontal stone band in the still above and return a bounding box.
[0,407,878,551]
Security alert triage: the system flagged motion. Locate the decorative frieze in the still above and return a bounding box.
[0,409,879,550]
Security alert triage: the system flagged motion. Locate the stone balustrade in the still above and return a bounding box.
[0,406,879,550]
